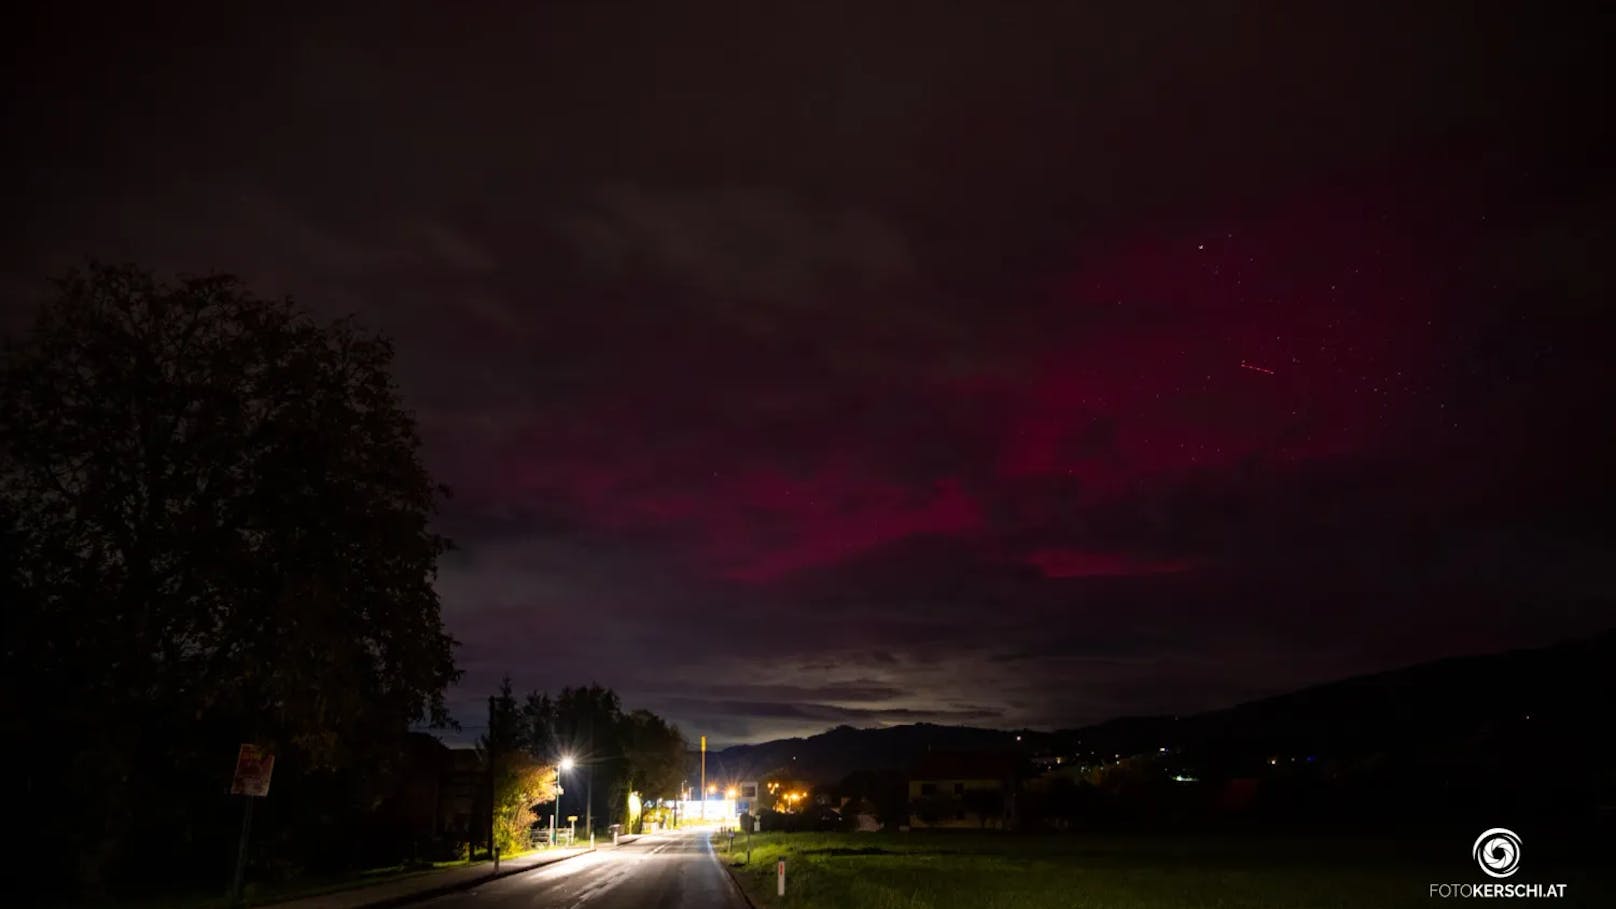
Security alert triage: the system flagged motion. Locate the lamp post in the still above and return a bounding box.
[556,756,575,848]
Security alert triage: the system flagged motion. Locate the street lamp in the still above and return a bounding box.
[557,753,593,837]
[552,755,576,847]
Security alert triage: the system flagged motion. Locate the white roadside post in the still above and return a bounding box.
[777,859,786,896]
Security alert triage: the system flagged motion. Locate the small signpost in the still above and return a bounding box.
[230,744,275,797]
[228,745,275,908]
[777,859,786,896]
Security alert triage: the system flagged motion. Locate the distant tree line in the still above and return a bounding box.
[482,677,686,847]
[0,265,460,901]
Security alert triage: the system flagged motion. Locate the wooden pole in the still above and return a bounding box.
[227,797,254,908]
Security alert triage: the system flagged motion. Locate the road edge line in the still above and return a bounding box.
[711,837,760,909]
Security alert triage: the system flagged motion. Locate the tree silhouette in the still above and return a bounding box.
[0,264,460,893]
[513,683,687,832]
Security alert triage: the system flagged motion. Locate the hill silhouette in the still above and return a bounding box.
[707,629,1616,790]
[703,722,1050,785]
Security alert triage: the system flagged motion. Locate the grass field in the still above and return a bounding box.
[714,830,1601,909]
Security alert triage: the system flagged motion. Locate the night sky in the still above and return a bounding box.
[6,2,1613,745]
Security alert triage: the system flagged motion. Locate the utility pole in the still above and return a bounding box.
[700,736,707,822]
[228,797,254,908]
[584,713,593,837]
[487,696,496,864]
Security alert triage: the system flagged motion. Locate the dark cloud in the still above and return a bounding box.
[4,1,1612,745]
[657,699,991,725]
[676,682,909,704]
[555,185,914,305]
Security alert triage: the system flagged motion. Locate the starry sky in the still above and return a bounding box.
[5,2,1613,745]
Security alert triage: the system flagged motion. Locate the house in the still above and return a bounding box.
[375,734,489,860]
[907,751,1020,829]
[442,746,487,845]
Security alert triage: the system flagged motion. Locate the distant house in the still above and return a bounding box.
[384,734,451,839]
[907,751,1020,829]
[376,734,489,859]
[443,747,486,843]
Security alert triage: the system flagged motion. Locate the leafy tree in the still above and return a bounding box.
[506,682,686,832]
[0,264,460,892]
[491,751,558,853]
[482,677,562,852]
[619,709,687,828]
[835,769,907,828]
[522,690,557,756]
[485,676,526,755]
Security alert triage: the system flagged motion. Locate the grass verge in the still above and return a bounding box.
[714,830,1582,909]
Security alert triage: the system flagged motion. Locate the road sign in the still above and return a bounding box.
[230,744,275,797]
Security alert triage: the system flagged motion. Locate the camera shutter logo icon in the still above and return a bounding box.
[1472,827,1521,879]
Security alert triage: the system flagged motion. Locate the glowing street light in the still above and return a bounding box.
[551,756,576,847]
[725,786,738,799]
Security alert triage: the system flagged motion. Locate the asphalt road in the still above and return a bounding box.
[423,827,751,909]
